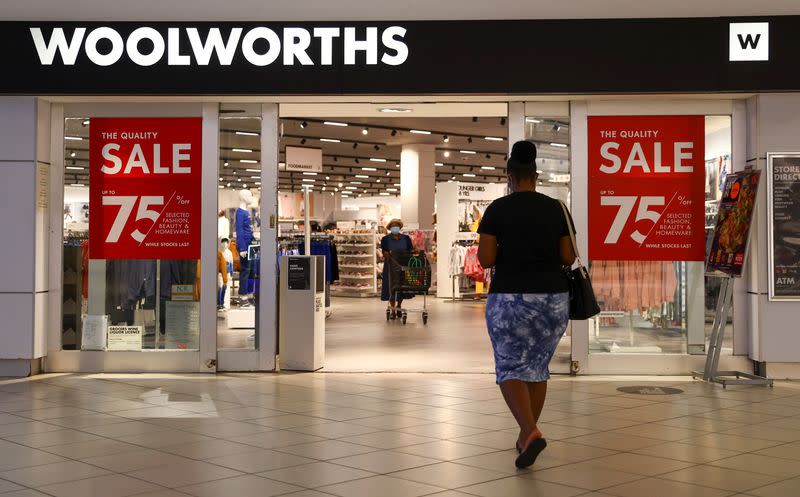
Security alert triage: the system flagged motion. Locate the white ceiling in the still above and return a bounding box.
[3,0,799,21]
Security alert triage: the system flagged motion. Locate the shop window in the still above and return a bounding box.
[588,115,732,355]
[61,117,202,351]
[217,116,262,350]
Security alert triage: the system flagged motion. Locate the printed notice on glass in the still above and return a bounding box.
[768,154,800,299]
[89,117,202,260]
[107,325,142,351]
[707,170,761,277]
[81,314,108,351]
[165,301,200,350]
[588,116,706,261]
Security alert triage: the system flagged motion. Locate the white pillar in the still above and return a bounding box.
[0,97,50,376]
[400,144,436,229]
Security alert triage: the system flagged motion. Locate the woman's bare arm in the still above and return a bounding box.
[478,234,498,268]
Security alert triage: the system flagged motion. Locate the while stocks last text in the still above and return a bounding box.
[30,26,408,67]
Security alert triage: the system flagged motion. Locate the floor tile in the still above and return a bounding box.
[288,421,381,439]
[566,432,663,451]
[0,441,67,471]
[395,440,497,461]
[389,461,506,488]
[260,461,375,487]
[681,433,781,452]
[0,460,110,487]
[632,441,742,463]
[707,453,800,478]
[523,460,644,491]
[602,477,732,497]
[580,452,692,476]
[229,431,324,450]
[338,430,436,449]
[396,422,488,440]
[160,439,264,459]
[330,450,440,473]
[43,439,142,459]
[458,476,586,497]
[38,474,162,497]
[205,449,316,473]
[747,476,800,497]
[178,474,302,497]
[80,449,194,472]
[0,490,55,497]
[0,477,24,493]
[127,460,243,487]
[659,464,781,492]
[317,475,443,497]
[4,429,101,448]
[117,430,214,449]
[276,439,378,460]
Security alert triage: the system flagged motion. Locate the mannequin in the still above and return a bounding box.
[218,210,230,240]
[235,189,256,305]
[217,238,234,310]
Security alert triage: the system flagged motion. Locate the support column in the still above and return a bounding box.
[400,144,435,229]
[0,97,50,377]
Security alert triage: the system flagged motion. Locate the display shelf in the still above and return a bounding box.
[332,229,378,296]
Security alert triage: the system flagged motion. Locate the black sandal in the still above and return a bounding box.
[515,437,547,469]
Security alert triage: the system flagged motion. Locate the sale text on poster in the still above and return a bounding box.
[588,116,706,261]
[89,118,202,260]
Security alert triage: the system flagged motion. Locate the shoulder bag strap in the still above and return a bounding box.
[558,200,584,267]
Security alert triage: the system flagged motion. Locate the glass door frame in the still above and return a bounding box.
[47,101,218,373]
[568,97,753,375]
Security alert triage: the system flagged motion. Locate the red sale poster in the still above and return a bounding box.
[89,118,202,260]
[588,115,705,261]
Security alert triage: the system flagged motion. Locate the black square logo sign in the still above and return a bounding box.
[729,22,769,61]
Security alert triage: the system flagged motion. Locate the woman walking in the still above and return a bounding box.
[477,140,576,468]
[381,219,414,319]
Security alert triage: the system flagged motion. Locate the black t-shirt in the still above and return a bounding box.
[478,191,574,294]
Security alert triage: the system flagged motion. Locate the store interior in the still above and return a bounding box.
[60,109,732,371]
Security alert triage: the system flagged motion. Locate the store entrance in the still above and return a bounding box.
[273,103,572,372]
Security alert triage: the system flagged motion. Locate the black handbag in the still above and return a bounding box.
[559,201,601,320]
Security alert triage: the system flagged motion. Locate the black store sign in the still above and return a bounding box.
[287,257,310,291]
[2,17,800,95]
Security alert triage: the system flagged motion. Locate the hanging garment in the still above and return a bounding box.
[463,246,485,282]
[449,245,467,276]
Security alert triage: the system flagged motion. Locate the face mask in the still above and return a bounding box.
[390,226,401,234]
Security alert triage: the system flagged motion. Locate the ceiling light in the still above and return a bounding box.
[394,183,401,186]
[350,181,362,184]
[255,182,261,185]
[223,161,229,167]
[434,162,443,166]
[64,136,83,141]
[302,172,317,176]
[370,158,386,162]
[410,129,431,135]
[395,164,400,167]
[300,121,308,128]
[250,176,260,179]
[451,175,456,180]
[66,166,84,170]
[320,138,340,143]
[376,179,381,182]
[219,177,223,181]
[226,182,232,187]
[526,117,541,123]
[242,184,247,188]
[552,124,561,132]
[245,168,260,172]
[71,182,85,187]
[362,127,369,135]
[379,192,390,196]
[302,179,315,182]
[443,135,449,143]
[82,120,90,126]
[443,151,450,158]
[484,136,504,142]
[355,174,369,178]
[325,176,330,180]
[70,151,76,157]
[448,179,454,183]
[463,173,476,177]
[550,142,568,148]
[240,159,258,163]
[361,167,377,171]
[324,121,348,127]
[218,185,224,189]
[387,188,398,192]
[338,183,343,187]
[481,166,496,170]
[385,172,390,176]
[390,129,398,137]
[235,131,259,136]
[460,150,476,154]
[379,108,412,113]
[279,162,285,167]
[345,186,358,190]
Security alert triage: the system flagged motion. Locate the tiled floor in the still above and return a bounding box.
[0,373,798,497]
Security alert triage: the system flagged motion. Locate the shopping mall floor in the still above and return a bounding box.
[0,373,798,497]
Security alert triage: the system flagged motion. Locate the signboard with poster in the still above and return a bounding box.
[285,146,323,173]
[588,116,706,261]
[768,154,800,299]
[89,118,202,260]
[706,170,761,277]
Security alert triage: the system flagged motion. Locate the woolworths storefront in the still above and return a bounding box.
[1,17,800,378]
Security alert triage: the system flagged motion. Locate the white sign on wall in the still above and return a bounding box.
[285,146,323,172]
[729,22,769,61]
[457,182,505,200]
[107,326,142,351]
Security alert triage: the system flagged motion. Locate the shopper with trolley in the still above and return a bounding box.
[381,219,414,319]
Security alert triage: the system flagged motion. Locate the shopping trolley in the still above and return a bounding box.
[386,251,432,325]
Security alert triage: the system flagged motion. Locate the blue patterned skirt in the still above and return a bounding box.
[485,293,569,384]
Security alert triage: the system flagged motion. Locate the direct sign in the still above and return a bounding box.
[588,116,706,261]
[768,154,800,299]
[89,117,202,259]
